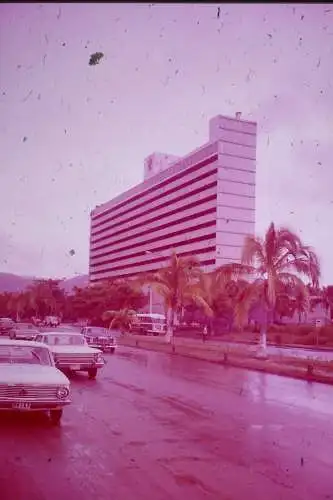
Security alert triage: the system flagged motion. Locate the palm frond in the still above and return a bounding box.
[300,245,321,287]
[242,235,265,268]
[233,282,260,329]
[276,226,302,256]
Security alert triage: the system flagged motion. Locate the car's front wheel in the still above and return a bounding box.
[49,409,63,426]
[88,368,97,379]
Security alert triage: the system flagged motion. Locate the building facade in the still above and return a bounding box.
[89,113,257,285]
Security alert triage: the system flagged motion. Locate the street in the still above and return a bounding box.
[0,346,332,500]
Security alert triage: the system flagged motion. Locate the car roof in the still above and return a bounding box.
[0,338,50,349]
[137,313,166,319]
[42,330,82,336]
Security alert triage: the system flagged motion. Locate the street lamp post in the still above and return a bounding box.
[149,285,153,315]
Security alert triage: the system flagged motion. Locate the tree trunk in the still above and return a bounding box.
[258,309,268,357]
[163,305,168,335]
[165,308,174,343]
[259,324,267,350]
[210,318,216,337]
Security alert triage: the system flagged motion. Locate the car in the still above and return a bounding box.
[9,322,40,341]
[0,317,15,336]
[35,331,105,379]
[54,325,79,333]
[81,326,117,353]
[32,317,43,327]
[0,338,71,425]
[43,316,60,328]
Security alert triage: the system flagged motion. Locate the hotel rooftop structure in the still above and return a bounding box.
[89,113,257,284]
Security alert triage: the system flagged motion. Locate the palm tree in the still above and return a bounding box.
[102,309,138,335]
[188,264,250,335]
[237,222,319,355]
[292,286,310,324]
[138,251,202,342]
[321,287,333,319]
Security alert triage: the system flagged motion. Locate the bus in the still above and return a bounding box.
[133,313,167,336]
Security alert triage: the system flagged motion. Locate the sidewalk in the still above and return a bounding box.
[118,334,333,385]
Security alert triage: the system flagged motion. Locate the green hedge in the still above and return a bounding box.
[263,324,333,347]
[268,324,314,335]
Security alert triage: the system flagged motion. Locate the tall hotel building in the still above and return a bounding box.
[89,113,257,284]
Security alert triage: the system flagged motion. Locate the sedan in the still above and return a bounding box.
[81,326,117,353]
[9,322,40,341]
[0,317,15,336]
[0,338,71,425]
[35,331,105,379]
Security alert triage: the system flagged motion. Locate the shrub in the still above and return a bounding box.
[296,325,316,336]
[268,324,284,333]
[274,334,282,345]
[318,325,333,338]
[294,331,317,345]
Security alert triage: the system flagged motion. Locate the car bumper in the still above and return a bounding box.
[88,343,116,351]
[55,362,105,370]
[15,335,37,341]
[0,400,71,411]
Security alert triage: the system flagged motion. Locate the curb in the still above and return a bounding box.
[119,337,333,386]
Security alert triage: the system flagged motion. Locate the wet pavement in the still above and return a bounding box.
[0,346,332,500]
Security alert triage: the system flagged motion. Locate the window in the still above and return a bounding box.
[0,345,52,366]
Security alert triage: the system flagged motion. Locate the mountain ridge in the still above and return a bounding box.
[0,272,89,293]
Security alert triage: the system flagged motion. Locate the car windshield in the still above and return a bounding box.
[44,334,85,346]
[0,345,52,365]
[86,327,108,336]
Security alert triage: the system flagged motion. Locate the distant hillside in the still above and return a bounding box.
[0,273,34,293]
[0,272,89,294]
[61,274,89,293]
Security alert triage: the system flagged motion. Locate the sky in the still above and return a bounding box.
[0,3,332,284]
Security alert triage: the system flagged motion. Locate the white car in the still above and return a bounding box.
[9,322,40,341]
[0,339,71,425]
[35,331,105,379]
[43,316,60,327]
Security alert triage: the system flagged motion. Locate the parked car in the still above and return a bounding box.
[0,338,71,425]
[32,317,43,327]
[0,317,15,336]
[9,323,40,341]
[35,331,105,379]
[43,316,60,328]
[81,326,117,353]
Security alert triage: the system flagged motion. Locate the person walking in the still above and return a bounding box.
[202,325,208,343]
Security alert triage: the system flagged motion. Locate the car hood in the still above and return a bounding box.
[0,364,70,385]
[49,346,102,354]
[15,329,39,334]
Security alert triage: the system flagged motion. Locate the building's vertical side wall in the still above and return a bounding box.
[213,116,257,266]
[88,212,94,284]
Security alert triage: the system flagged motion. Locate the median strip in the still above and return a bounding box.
[118,335,333,385]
